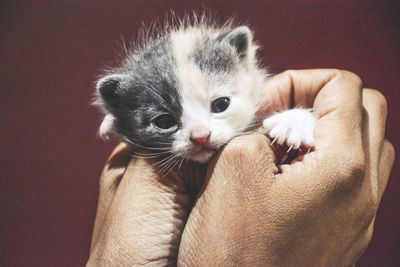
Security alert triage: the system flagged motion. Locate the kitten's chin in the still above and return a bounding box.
[187,148,217,163]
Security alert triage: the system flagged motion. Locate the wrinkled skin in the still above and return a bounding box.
[87,69,394,266]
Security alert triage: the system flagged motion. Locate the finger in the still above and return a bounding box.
[90,155,203,265]
[362,89,388,166]
[102,142,131,190]
[262,70,365,193]
[261,69,342,110]
[260,69,363,149]
[377,140,395,201]
[361,89,392,203]
[90,143,131,252]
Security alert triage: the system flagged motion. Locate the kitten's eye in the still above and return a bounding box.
[211,97,230,113]
[152,114,177,130]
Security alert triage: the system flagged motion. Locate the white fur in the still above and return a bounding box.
[99,114,116,140]
[263,108,317,149]
[169,29,267,162]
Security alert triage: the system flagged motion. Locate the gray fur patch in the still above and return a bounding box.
[102,35,183,149]
[192,37,236,73]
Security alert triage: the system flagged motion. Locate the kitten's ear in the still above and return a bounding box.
[96,74,129,108]
[218,26,252,59]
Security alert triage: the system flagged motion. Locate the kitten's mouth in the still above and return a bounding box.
[195,143,217,152]
[188,143,219,163]
[193,145,218,156]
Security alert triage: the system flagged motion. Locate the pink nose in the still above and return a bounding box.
[190,135,210,145]
[190,126,211,145]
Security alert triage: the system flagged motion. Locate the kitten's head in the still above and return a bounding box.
[96,22,268,163]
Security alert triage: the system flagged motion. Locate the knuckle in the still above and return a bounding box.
[364,89,388,116]
[338,70,363,89]
[350,156,367,179]
[334,150,366,189]
[344,152,367,180]
[282,69,293,75]
[384,140,395,162]
[371,89,387,108]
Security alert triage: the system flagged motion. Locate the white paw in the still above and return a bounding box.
[99,113,116,140]
[263,108,317,149]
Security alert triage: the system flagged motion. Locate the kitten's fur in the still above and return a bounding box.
[95,17,316,164]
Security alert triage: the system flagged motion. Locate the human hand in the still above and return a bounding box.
[178,69,395,266]
[87,69,394,266]
[87,144,206,265]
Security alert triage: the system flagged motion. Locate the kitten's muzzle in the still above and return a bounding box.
[190,135,210,146]
[189,125,211,146]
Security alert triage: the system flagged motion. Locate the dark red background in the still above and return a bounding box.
[1,0,399,266]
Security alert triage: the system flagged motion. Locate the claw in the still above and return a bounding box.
[287,145,293,153]
[271,137,277,145]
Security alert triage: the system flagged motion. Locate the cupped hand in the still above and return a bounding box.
[178,70,394,266]
[87,69,394,266]
[87,144,206,266]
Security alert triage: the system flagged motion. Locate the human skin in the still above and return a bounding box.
[87,69,394,266]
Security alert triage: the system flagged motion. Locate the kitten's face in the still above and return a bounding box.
[170,65,260,163]
[96,26,266,163]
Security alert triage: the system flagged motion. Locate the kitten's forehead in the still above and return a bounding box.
[120,35,182,112]
[168,29,246,129]
[170,30,235,101]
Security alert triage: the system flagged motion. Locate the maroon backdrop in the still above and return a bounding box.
[1,0,399,266]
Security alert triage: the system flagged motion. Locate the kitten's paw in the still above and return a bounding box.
[99,114,116,140]
[263,108,317,150]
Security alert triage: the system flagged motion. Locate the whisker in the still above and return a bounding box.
[232,121,263,132]
[157,155,178,174]
[163,157,180,176]
[130,150,172,156]
[233,129,259,136]
[210,128,261,146]
[154,154,180,171]
[124,137,169,151]
[153,154,176,166]
[128,151,173,159]
[128,154,161,159]
[152,140,173,145]
[171,154,186,172]
[178,155,186,170]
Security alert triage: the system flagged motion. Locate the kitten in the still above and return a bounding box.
[94,19,316,164]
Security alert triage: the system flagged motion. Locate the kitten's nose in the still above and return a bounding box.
[190,126,211,145]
